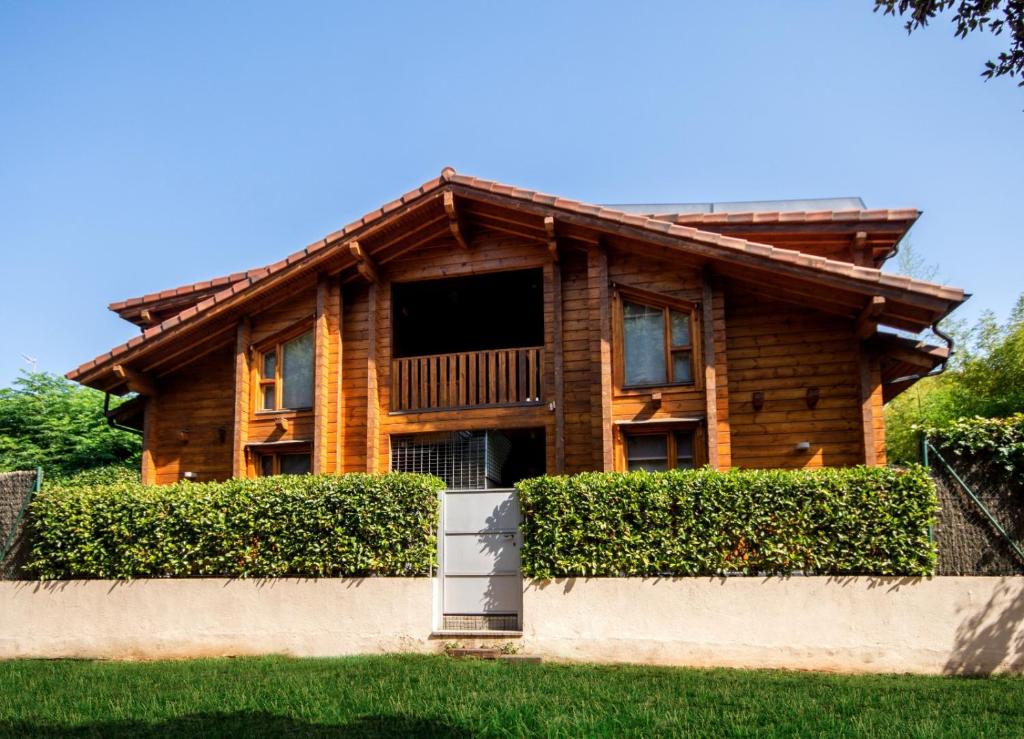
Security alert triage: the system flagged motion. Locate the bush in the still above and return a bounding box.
[26,473,443,580]
[923,413,1024,483]
[516,466,938,578]
[41,463,140,489]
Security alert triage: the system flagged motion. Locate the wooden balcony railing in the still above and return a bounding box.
[391,347,544,413]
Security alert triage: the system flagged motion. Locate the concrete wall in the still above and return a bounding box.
[0,578,434,660]
[523,577,1024,675]
[2,576,1022,675]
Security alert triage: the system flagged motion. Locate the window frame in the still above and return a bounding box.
[612,284,701,392]
[256,450,312,476]
[253,321,315,414]
[618,423,704,471]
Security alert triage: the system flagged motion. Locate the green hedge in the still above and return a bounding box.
[26,473,443,580]
[516,466,938,578]
[923,413,1024,482]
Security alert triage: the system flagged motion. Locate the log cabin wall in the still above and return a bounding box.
[724,288,881,469]
[142,229,888,482]
[147,343,234,485]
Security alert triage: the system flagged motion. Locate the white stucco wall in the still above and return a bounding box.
[522,577,1024,675]
[0,578,435,660]
[2,576,1022,674]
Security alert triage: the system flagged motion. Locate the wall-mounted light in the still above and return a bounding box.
[275,417,290,432]
[216,426,227,443]
[177,429,190,444]
[806,387,820,409]
[181,471,198,481]
[752,391,765,412]
[650,391,663,409]
[795,441,811,453]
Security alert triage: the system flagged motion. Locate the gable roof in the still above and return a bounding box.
[69,168,966,391]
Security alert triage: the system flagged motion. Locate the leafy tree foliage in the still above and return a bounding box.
[875,1,1024,86]
[886,294,1024,462]
[0,372,141,477]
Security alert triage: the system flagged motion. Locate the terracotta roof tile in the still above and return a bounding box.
[71,168,964,383]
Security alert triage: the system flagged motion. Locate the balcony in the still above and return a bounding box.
[391,346,544,413]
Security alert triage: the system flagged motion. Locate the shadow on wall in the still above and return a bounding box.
[0,712,473,738]
[944,579,1024,675]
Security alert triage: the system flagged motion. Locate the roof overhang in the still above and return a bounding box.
[69,169,967,393]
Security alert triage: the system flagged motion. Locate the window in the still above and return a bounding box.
[258,452,311,476]
[619,292,696,388]
[625,430,695,472]
[258,329,314,411]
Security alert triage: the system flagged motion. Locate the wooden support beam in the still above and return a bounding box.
[858,348,879,466]
[701,272,720,470]
[850,231,869,266]
[366,282,380,473]
[443,191,472,250]
[139,309,156,326]
[348,240,381,285]
[856,296,886,339]
[231,318,251,479]
[141,395,157,485]
[588,242,613,471]
[333,278,344,473]
[111,364,157,396]
[546,260,566,473]
[312,276,330,474]
[544,216,559,262]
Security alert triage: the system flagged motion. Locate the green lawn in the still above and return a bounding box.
[0,655,1021,738]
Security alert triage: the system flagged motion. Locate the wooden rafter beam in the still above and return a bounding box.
[112,364,157,396]
[856,296,886,339]
[348,240,381,285]
[443,191,472,250]
[544,216,559,262]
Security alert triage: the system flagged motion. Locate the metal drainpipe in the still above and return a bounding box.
[103,392,144,436]
[882,320,955,389]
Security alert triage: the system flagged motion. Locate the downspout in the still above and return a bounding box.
[882,321,955,389]
[104,392,144,437]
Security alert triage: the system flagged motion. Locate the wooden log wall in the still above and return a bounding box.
[724,288,877,469]
[142,228,886,483]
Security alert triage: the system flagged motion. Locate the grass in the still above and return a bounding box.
[0,655,1022,737]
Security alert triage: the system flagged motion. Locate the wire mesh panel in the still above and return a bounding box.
[391,430,515,490]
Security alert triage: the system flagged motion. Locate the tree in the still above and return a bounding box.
[0,371,141,476]
[875,1,1024,86]
[886,293,1024,461]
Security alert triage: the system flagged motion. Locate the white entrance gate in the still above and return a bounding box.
[441,488,522,631]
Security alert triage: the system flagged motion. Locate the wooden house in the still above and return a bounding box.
[70,169,966,486]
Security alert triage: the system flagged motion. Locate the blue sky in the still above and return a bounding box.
[1,2,1021,389]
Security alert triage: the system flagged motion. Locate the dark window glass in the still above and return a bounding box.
[675,431,695,469]
[259,455,274,477]
[626,434,669,472]
[279,454,311,475]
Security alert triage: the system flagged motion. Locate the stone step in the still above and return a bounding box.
[446,648,542,663]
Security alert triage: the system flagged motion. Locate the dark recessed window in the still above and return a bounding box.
[625,430,695,472]
[257,452,311,476]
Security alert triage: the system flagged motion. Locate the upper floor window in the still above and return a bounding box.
[617,288,697,388]
[258,329,314,411]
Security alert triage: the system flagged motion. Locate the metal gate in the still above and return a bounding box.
[391,431,523,631]
[441,488,522,631]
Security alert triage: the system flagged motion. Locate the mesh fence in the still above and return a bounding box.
[933,458,1024,576]
[0,470,39,579]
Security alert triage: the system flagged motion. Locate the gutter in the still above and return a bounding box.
[882,321,955,388]
[103,393,144,437]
